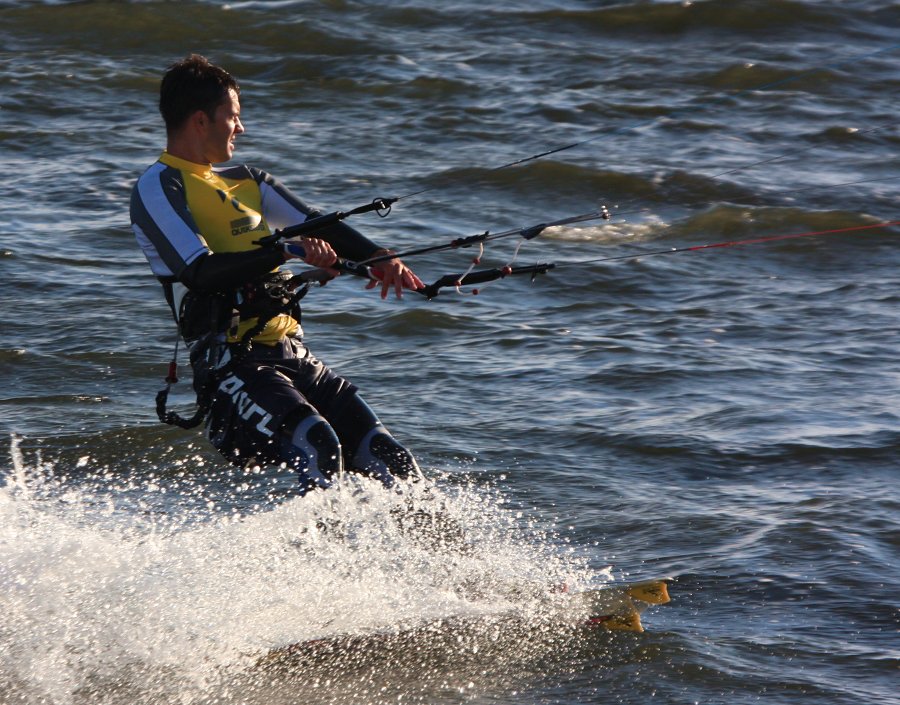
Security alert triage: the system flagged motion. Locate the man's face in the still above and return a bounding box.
[203,88,244,164]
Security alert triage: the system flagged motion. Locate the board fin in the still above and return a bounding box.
[626,579,670,605]
[590,609,644,632]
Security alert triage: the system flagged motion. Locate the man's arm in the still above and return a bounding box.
[254,168,382,259]
[254,168,423,296]
[180,248,285,293]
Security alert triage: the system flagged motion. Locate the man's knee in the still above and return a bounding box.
[281,409,343,493]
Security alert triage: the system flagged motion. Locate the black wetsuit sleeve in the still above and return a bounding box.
[181,248,285,293]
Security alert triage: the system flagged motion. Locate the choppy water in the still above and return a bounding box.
[1,1,898,703]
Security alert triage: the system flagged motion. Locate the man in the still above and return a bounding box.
[131,54,425,495]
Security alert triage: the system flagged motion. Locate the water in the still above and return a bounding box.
[1,1,898,703]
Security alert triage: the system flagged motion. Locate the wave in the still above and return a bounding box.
[416,159,763,206]
[690,61,845,94]
[521,0,855,37]
[540,203,898,253]
[665,205,896,241]
[581,425,900,470]
[1,2,386,58]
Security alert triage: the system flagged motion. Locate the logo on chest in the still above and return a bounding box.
[216,188,266,237]
[230,215,266,237]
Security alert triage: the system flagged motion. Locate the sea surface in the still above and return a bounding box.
[1,1,898,703]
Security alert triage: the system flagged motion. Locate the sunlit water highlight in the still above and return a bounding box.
[2,437,615,705]
[1,0,898,703]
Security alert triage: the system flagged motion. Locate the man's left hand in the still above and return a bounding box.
[366,251,425,299]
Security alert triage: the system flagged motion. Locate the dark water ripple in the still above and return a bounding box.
[1,0,899,703]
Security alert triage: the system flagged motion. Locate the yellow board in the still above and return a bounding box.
[262,577,673,663]
[580,578,672,633]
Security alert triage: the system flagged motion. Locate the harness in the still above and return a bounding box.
[156,270,310,429]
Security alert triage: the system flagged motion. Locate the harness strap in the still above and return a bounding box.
[156,271,310,429]
[155,334,219,430]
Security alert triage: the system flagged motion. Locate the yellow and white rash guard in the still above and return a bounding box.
[131,152,322,344]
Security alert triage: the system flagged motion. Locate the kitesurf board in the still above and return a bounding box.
[569,577,671,632]
[261,578,670,665]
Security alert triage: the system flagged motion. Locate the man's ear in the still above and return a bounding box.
[190,109,209,131]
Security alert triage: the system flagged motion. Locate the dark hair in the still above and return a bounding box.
[159,54,240,133]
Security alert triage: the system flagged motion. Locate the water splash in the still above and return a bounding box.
[1,436,598,705]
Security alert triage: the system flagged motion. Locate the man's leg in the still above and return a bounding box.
[278,405,343,494]
[283,344,423,486]
[350,423,422,485]
[206,355,343,495]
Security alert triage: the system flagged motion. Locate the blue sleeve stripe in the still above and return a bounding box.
[253,168,318,230]
[131,162,209,278]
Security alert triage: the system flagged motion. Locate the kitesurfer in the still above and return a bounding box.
[130,54,424,494]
